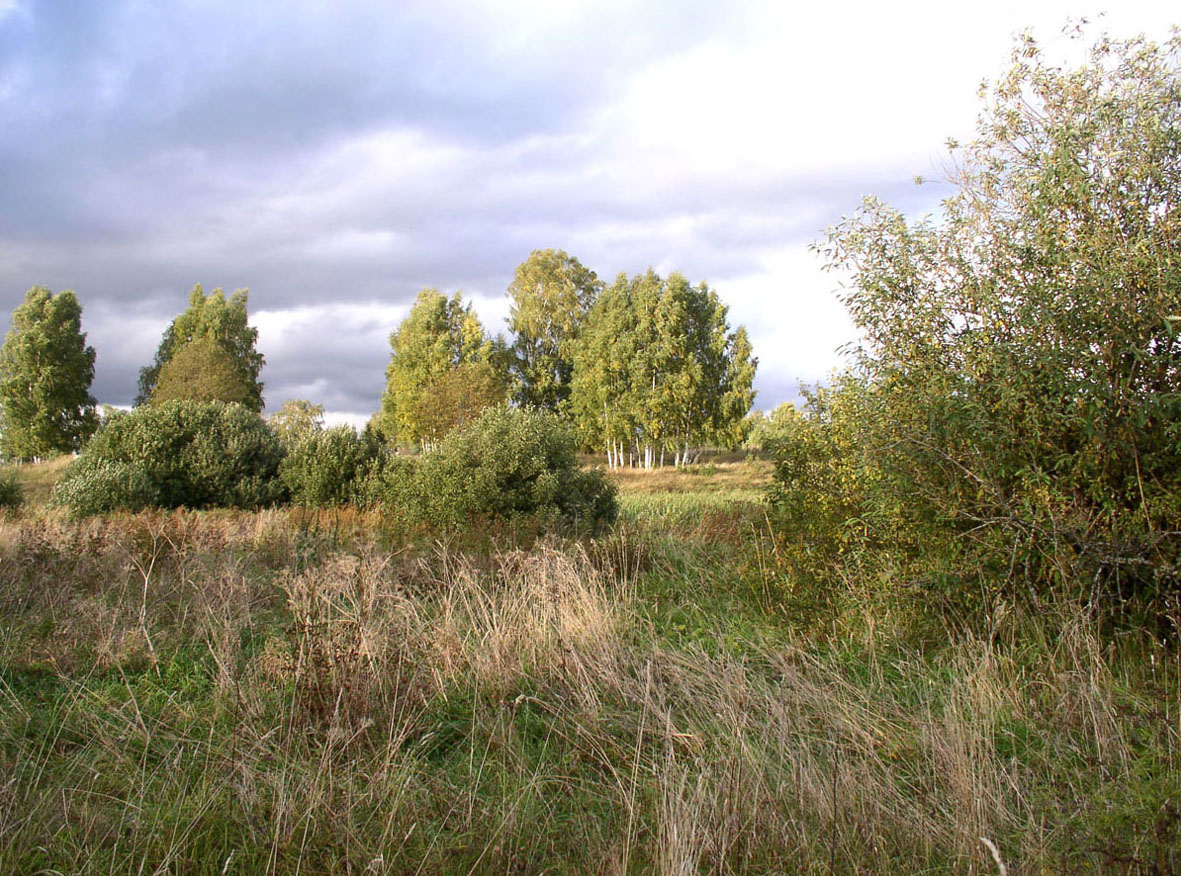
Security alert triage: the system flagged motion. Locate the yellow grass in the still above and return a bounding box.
[3,454,73,507]
[604,458,772,495]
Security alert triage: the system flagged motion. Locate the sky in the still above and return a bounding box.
[0,1,1176,425]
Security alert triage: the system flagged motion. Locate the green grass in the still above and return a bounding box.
[0,484,1178,873]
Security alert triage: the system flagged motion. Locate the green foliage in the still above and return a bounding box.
[50,458,155,517]
[0,470,24,512]
[376,288,502,447]
[268,399,325,448]
[0,287,98,460]
[743,402,799,451]
[136,285,265,411]
[52,400,284,515]
[351,451,418,510]
[766,378,923,600]
[279,426,378,507]
[773,30,1181,606]
[150,335,255,406]
[507,248,602,412]
[571,270,757,465]
[407,405,617,531]
[416,360,507,448]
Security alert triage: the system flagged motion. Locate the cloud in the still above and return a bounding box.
[1,1,1176,414]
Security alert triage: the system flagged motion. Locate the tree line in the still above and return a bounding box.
[0,255,757,465]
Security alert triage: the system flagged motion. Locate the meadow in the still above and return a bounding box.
[1,459,1178,874]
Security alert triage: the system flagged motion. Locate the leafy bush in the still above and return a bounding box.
[407,405,617,531]
[771,32,1181,610]
[352,452,418,511]
[0,470,24,513]
[50,458,154,517]
[279,426,378,507]
[52,400,284,515]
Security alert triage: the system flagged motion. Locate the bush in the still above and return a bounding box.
[279,426,378,507]
[352,452,418,511]
[406,405,617,532]
[772,32,1181,611]
[52,400,284,515]
[0,470,23,513]
[50,458,155,517]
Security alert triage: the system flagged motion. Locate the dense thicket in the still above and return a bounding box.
[771,31,1181,607]
[279,425,378,507]
[408,405,617,531]
[0,287,98,460]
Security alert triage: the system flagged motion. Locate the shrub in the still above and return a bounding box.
[0,470,24,513]
[50,458,155,517]
[407,405,617,531]
[52,400,284,515]
[279,426,378,507]
[352,452,418,511]
[766,32,1181,615]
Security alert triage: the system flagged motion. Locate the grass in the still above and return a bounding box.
[604,457,772,496]
[3,454,73,507]
[0,466,1178,872]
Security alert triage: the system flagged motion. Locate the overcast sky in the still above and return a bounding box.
[0,1,1175,423]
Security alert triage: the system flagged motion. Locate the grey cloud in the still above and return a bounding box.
[0,1,947,412]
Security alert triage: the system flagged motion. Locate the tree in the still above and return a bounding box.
[744,401,801,451]
[507,249,602,412]
[416,361,507,449]
[794,29,1181,599]
[0,286,98,460]
[150,335,255,406]
[137,285,265,411]
[375,288,500,447]
[571,270,757,467]
[269,399,325,447]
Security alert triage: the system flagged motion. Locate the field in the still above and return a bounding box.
[1,459,1179,873]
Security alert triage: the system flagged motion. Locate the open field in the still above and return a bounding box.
[1,460,1179,873]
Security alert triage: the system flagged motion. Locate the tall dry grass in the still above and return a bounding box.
[1,510,1177,872]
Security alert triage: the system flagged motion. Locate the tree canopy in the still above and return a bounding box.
[269,399,325,447]
[375,288,501,447]
[571,270,756,467]
[416,361,507,449]
[507,248,602,412]
[137,285,265,411]
[0,286,98,460]
[150,335,256,407]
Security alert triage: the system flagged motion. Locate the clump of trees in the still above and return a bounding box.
[3,248,756,473]
[373,253,757,465]
[0,287,98,460]
[769,30,1181,608]
[571,270,756,468]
